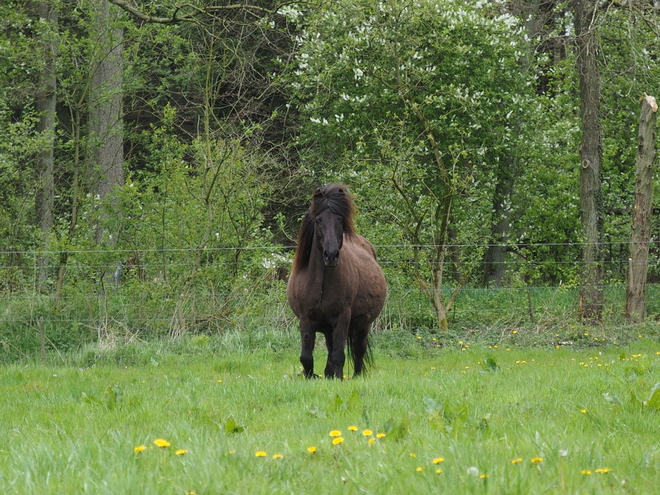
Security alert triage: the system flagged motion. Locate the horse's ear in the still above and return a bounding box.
[313,187,324,199]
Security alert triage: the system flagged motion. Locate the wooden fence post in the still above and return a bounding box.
[626,95,658,322]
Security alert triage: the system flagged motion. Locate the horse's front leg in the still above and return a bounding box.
[323,331,334,377]
[327,310,351,379]
[299,318,316,378]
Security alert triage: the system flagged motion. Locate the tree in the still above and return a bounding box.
[573,0,604,321]
[34,1,58,290]
[626,95,658,322]
[290,0,533,330]
[88,0,125,244]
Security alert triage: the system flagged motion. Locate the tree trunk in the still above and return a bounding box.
[574,0,604,322]
[625,95,658,322]
[35,1,58,291]
[483,154,515,287]
[88,0,124,243]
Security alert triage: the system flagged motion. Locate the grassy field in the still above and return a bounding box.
[2,333,660,494]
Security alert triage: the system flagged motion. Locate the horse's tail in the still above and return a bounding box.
[347,328,373,377]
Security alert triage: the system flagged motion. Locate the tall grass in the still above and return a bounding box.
[2,338,660,493]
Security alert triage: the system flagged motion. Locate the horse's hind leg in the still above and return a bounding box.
[351,327,370,377]
[299,318,316,378]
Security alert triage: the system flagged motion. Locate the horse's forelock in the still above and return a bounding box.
[310,184,355,236]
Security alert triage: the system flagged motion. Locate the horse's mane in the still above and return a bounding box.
[292,184,356,272]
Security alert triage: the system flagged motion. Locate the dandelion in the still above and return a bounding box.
[595,468,612,474]
[154,439,171,448]
[307,446,317,454]
[273,454,284,459]
[433,457,445,464]
[217,379,223,383]
[134,445,147,453]
[376,433,386,439]
[435,469,443,474]
[362,429,373,436]
[348,426,358,432]
[368,438,375,446]
[510,458,523,464]
[409,453,417,458]
[332,437,344,445]
[416,467,423,472]
[530,457,543,464]
[480,474,489,479]
[581,470,592,475]
[329,430,342,437]
[580,409,587,414]
[175,449,188,455]
[255,451,267,457]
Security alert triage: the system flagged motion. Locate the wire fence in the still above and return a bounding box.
[1,242,659,360]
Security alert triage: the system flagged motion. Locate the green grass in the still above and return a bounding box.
[2,337,660,494]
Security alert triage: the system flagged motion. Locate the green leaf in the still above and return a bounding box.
[481,356,500,372]
[104,385,122,410]
[224,417,245,434]
[644,384,660,410]
[382,415,410,441]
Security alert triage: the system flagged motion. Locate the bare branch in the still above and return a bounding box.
[107,0,284,24]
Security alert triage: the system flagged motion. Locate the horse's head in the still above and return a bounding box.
[314,208,344,267]
[310,185,355,268]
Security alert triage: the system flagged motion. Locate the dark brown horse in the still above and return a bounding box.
[287,185,387,378]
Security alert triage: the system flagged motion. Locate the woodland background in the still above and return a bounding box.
[1,0,659,359]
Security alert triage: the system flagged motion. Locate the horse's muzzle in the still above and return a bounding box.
[323,250,339,267]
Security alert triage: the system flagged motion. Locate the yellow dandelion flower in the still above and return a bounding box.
[510,458,523,464]
[175,449,188,455]
[480,474,488,479]
[154,438,171,448]
[217,379,223,383]
[362,429,373,436]
[433,457,445,464]
[273,454,284,459]
[228,450,236,455]
[530,457,543,464]
[581,470,592,475]
[134,445,147,453]
[368,438,375,446]
[255,451,267,457]
[409,453,417,458]
[376,433,386,439]
[348,425,358,432]
[595,468,612,474]
[435,469,443,474]
[416,467,423,472]
[580,409,587,414]
[329,430,342,437]
[307,446,317,454]
[332,437,344,445]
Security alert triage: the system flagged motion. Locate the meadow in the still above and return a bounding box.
[2,330,660,494]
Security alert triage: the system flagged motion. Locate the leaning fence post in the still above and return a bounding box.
[625,94,658,322]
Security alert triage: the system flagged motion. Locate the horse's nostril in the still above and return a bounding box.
[324,250,339,266]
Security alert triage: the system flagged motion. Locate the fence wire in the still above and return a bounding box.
[1,242,658,359]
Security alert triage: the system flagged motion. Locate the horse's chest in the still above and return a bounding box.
[290,274,352,320]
